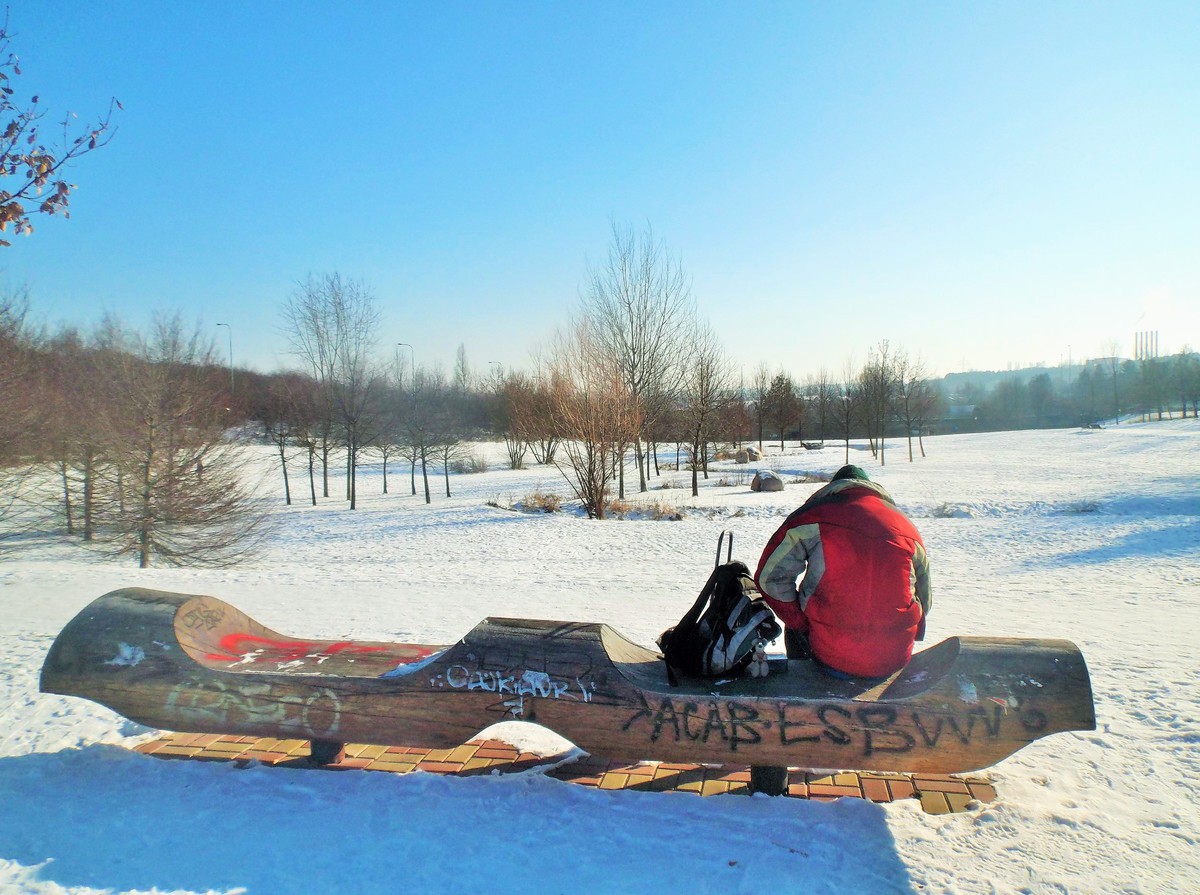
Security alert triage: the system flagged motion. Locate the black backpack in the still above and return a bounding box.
[658,532,782,678]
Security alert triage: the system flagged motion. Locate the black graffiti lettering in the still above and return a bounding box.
[650,698,682,742]
[819,704,852,745]
[980,705,1003,737]
[626,695,1006,755]
[181,606,223,630]
[681,702,703,741]
[698,702,729,744]
[855,706,916,756]
[947,714,977,744]
[726,701,762,751]
[621,691,652,731]
[912,713,945,747]
[948,707,1004,742]
[777,703,821,746]
[1020,709,1047,732]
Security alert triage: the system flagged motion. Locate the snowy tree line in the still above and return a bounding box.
[0,291,266,566]
[5,225,1198,560]
[957,353,1200,432]
[263,228,947,520]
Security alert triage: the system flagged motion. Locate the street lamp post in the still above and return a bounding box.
[397,342,414,389]
[216,323,233,396]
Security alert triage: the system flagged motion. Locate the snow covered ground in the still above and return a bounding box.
[2,420,1198,894]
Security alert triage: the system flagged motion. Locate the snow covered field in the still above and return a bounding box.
[2,421,1198,894]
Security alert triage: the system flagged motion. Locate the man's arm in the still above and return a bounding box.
[755,521,823,628]
[912,540,931,616]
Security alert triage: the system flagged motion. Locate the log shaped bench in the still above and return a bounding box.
[41,588,1096,776]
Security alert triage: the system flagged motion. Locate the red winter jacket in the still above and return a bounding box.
[754,478,931,679]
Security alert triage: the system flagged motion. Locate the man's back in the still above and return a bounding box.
[755,469,931,678]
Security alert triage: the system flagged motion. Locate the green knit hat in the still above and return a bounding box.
[832,464,869,482]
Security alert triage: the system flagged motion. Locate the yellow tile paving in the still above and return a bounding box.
[134,733,996,814]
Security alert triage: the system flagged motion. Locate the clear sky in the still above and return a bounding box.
[2,1,1197,380]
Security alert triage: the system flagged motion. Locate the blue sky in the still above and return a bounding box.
[3,1,1197,379]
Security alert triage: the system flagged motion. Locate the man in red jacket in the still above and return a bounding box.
[754,465,931,679]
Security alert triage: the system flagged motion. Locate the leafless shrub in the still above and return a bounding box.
[450,452,489,474]
[522,490,563,513]
[548,317,639,519]
[647,498,683,521]
[609,494,638,515]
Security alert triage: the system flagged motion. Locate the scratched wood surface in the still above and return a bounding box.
[40,588,1097,774]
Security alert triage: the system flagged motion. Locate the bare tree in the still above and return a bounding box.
[549,318,639,519]
[720,375,753,449]
[893,348,930,462]
[764,371,797,450]
[401,368,452,504]
[511,364,560,465]
[582,222,693,495]
[282,273,380,508]
[750,362,770,451]
[0,15,120,243]
[453,343,471,393]
[1174,348,1200,418]
[681,322,732,497]
[254,373,317,505]
[812,369,835,441]
[0,288,41,537]
[95,315,269,567]
[491,372,531,470]
[42,327,105,536]
[858,341,894,465]
[1103,339,1123,424]
[834,361,860,465]
[432,382,472,498]
[370,376,406,495]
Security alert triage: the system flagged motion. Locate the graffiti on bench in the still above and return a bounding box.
[621,694,1049,758]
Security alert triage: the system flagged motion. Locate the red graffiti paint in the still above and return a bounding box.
[206,633,390,664]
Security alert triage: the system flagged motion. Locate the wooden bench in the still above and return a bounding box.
[41,589,1096,795]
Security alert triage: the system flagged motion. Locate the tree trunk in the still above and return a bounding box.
[321,435,330,497]
[308,446,317,506]
[60,460,74,535]
[420,446,431,504]
[690,438,700,497]
[278,440,292,506]
[139,443,153,569]
[83,448,94,542]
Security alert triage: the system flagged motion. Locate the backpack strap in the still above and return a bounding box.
[669,565,720,647]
